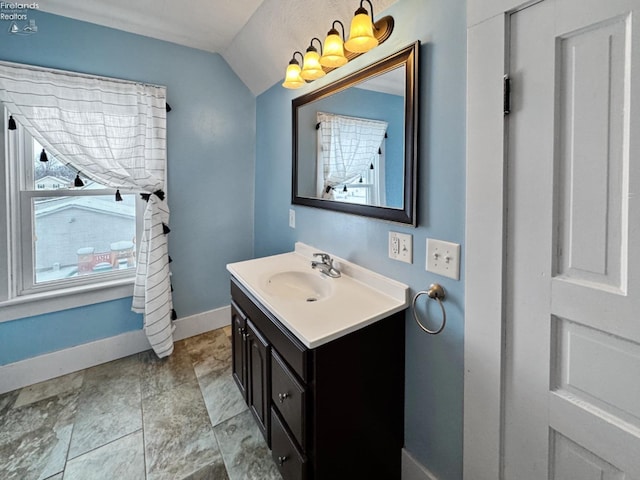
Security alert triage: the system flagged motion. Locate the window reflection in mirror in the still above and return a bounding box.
[297,67,405,208]
[319,112,388,206]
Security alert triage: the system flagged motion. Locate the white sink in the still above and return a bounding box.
[227,242,409,348]
[263,271,334,302]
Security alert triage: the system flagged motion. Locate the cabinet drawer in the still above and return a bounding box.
[271,350,306,449]
[271,407,306,480]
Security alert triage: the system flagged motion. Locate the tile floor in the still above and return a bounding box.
[0,326,283,480]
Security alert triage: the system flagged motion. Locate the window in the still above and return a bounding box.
[1,62,172,353]
[3,114,142,301]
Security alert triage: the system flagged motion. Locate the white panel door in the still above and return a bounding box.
[505,0,640,478]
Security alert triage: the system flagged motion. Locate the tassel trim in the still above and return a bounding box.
[8,115,17,130]
[140,190,165,202]
[115,189,123,201]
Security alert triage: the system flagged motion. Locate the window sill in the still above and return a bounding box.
[0,278,135,323]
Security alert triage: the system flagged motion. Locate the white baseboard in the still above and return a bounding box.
[402,448,440,480]
[0,305,231,394]
[172,306,230,341]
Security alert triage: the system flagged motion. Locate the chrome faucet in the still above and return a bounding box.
[311,253,341,278]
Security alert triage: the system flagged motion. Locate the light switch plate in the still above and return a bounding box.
[389,232,412,264]
[426,238,460,279]
[289,209,295,228]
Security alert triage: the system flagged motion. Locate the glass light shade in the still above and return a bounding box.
[301,50,326,80]
[282,63,305,89]
[344,11,378,53]
[320,32,348,68]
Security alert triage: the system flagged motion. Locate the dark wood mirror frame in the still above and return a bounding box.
[291,41,420,226]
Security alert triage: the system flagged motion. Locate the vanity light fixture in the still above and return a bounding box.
[282,51,306,89]
[344,0,379,53]
[320,21,348,68]
[301,38,326,81]
[281,1,394,89]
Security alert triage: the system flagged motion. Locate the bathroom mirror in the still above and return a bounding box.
[292,41,419,225]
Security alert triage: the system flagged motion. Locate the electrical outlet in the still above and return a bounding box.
[289,209,295,228]
[426,238,460,280]
[389,231,412,264]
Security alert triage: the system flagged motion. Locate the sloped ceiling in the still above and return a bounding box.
[39,0,398,96]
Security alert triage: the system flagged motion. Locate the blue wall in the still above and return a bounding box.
[0,10,256,364]
[255,0,466,478]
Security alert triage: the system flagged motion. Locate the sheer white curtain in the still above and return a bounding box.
[316,112,388,199]
[0,61,175,358]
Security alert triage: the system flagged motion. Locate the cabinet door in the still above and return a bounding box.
[247,319,270,443]
[231,301,248,400]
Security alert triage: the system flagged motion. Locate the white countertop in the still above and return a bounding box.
[226,242,409,349]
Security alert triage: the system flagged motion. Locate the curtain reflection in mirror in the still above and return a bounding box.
[316,112,387,206]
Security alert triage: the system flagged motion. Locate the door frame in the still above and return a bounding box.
[464,1,542,479]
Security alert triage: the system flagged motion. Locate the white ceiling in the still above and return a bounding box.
[357,66,405,96]
[39,0,398,96]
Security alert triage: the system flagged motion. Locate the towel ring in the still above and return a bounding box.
[412,283,446,335]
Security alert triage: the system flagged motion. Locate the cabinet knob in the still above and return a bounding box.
[278,455,288,466]
[237,326,244,336]
[278,392,291,403]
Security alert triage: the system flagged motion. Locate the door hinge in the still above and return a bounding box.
[503,74,511,115]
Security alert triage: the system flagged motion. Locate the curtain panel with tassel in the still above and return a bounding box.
[0,61,175,358]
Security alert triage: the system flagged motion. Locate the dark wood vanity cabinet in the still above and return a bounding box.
[230,277,405,480]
